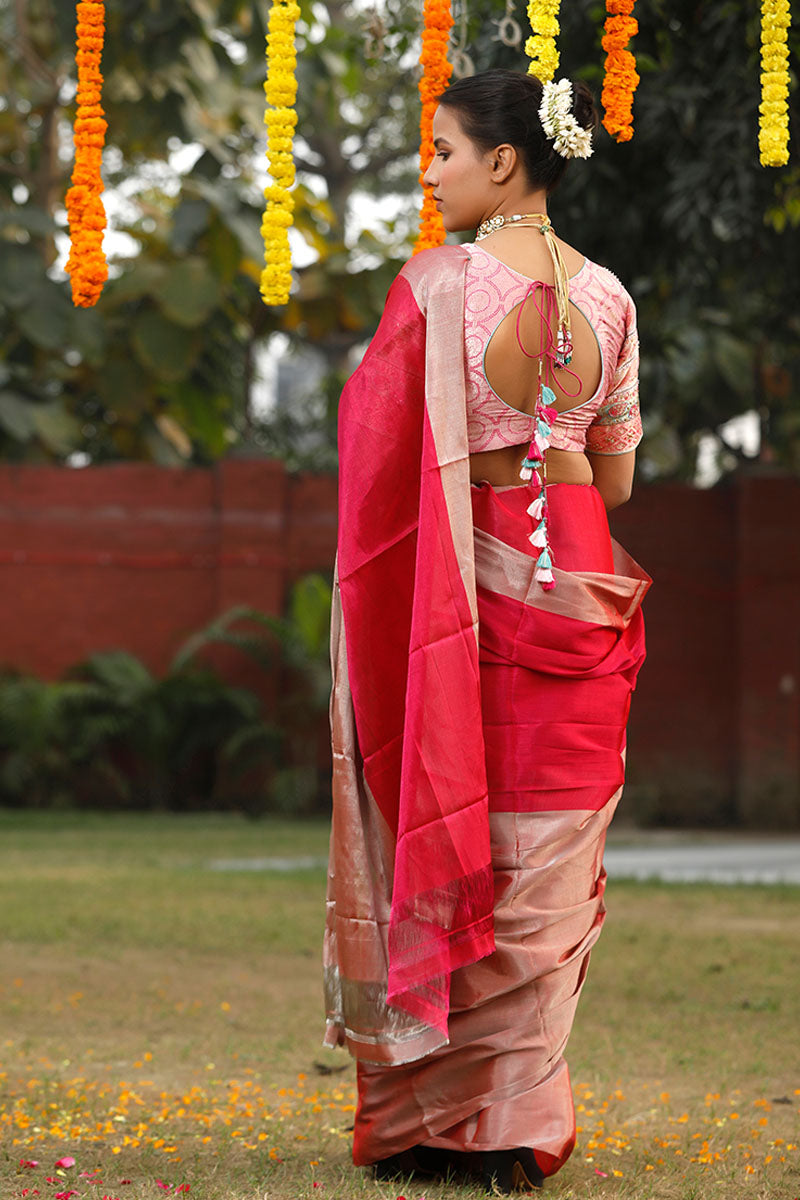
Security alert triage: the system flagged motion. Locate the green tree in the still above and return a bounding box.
[1,0,798,476]
[0,0,421,464]
[462,0,800,478]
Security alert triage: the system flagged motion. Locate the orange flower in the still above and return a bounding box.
[600,0,640,143]
[414,0,453,253]
[65,1,108,307]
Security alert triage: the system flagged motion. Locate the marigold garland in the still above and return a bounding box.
[525,0,561,82]
[600,0,639,143]
[414,0,454,253]
[65,1,108,308]
[260,0,300,305]
[759,0,791,167]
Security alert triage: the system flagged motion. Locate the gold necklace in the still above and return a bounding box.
[474,211,550,240]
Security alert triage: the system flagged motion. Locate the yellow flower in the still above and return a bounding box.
[526,0,561,81]
[261,0,300,304]
[758,0,791,167]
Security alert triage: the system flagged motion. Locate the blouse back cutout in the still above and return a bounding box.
[463,243,642,456]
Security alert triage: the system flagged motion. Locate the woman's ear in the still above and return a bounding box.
[488,143,517,183]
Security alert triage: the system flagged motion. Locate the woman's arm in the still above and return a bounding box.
[584,289,641,510]
[586,449,636,510]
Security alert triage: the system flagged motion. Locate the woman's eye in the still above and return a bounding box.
[438,151,449,160]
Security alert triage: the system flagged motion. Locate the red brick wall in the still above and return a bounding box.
[610,474,800,827]
[0,461,797,825]
[0,460,336,680]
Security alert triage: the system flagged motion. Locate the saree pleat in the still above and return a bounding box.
[348,482,650,1171]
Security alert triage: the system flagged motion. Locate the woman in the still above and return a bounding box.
[324,69,650,1193]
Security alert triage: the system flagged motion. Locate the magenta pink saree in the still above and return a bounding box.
[325,246,649,1174]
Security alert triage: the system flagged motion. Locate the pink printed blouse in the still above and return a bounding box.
[463,244,642,456]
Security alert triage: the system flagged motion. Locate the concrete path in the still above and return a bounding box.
[603,832,800,885]
[209,834,800,886]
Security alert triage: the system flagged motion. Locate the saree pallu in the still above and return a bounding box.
[347,482,649,1172]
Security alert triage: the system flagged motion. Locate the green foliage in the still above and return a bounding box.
[462,0,800,479]
[0,674,118,807]
[0,0,419,464]
[171,574,334,813]
[1,0,797,477]
[0,575,333,813]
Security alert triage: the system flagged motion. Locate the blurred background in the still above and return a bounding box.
[1,0,798,827]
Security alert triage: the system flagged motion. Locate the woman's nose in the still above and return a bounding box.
[422,158,437,187]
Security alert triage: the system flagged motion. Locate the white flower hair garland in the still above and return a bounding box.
[538,78,594,159]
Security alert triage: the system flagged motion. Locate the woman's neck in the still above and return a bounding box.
[487,190,549,222]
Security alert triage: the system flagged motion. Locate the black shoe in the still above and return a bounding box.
[373,1145,451,1181]
[481,1148,544,1193]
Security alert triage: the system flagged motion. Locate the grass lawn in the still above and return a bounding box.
[1,810,799,1200]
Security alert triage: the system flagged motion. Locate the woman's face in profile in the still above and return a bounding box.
[422,105,494,232]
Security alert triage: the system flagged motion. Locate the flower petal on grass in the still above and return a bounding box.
[55,1157,76,1170]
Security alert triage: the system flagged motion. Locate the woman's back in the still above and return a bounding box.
[474,227,601,418]
[464,230,640,489]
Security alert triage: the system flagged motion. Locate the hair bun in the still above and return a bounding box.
[571,80,599,133]
[438,69,595,196]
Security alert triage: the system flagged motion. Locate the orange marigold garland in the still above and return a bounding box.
[414,0,454,253]
[65,1,108,308]
[601,0,640,143]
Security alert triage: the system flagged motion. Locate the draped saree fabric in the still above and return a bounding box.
[325,245,650,1173]
[329,245,494,1047]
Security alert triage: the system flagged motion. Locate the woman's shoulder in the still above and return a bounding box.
[397,243,470,300]
[579,255,636,314]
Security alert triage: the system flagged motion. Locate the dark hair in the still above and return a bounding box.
[437,69,598,194]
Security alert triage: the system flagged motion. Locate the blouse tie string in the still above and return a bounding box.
[515,272,584,592]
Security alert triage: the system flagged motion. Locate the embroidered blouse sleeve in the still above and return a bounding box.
[585,293,642,456]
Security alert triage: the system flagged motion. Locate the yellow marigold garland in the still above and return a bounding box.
[65,1,108,308]
[601,0,640,143]
[260,0,300,305]
[759,0,791,167]
[525,0,561,82]
[414,0,453,253]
